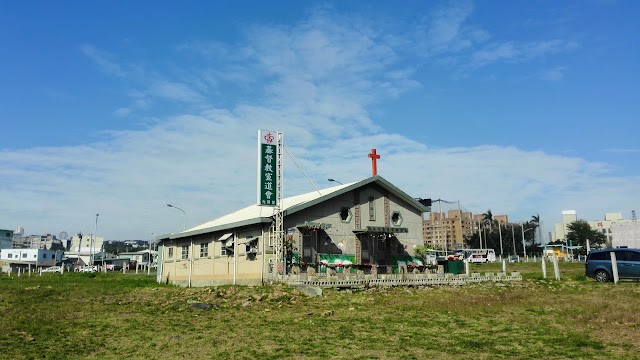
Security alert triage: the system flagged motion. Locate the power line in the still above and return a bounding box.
[283,146,322,196]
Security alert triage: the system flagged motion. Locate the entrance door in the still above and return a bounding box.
[302,231,318,263]
[359,234,370,264]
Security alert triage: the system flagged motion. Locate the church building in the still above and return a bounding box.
[156,175,429,287]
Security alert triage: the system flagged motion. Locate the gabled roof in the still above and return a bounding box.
[163,175,427,241]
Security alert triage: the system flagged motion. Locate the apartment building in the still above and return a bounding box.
[423,210,474,250]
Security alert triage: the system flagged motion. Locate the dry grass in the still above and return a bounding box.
[1,262,639,359]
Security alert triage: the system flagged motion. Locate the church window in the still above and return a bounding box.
[392,211,403,226]
[340,207,352,223]
[368,197,376,221]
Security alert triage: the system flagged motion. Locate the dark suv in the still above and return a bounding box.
[585,248,640,282]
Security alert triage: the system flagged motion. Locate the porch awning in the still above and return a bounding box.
[238,236,259,244]
[218,233,233,241]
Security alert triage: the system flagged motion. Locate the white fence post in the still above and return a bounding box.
[541,256,547,279]
[552,254,560,280]
[610,251,619,284]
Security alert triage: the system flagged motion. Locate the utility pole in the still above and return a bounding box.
[511,224,516,256]
[498,220,503,256]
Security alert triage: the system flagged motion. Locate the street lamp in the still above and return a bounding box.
[521,224,534,257]
[327,178,343,185]
[167,204,187,231]
[90,214,99,268]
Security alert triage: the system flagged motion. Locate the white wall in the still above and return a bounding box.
[611,222,640,248]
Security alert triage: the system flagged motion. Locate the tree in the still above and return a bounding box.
[530,214,540,244]
[482,209,494,231]
[566,220,607,255]
[530,214,540,226]
[414,245,429,260]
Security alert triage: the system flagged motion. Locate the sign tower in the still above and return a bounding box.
[258,130,284,274]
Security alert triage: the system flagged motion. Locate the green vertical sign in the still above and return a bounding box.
[258,130,278,206]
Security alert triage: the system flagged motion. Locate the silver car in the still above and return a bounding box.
[42,266,62,273]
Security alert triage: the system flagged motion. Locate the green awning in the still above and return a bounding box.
[319,254,356,266]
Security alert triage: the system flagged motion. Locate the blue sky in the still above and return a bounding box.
[1,1,639,240]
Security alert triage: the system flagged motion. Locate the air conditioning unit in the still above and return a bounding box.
[248,246,258,254]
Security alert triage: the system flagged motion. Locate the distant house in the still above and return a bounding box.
[0,248,64,273]
[117,249,156,267]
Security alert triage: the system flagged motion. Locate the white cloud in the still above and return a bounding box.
[540,66,567,81]
[81,44,126,78]
[113,107,131,117]
[407,3,578,77]
[148,81,204,103]
[2,111,637,239]
[419,0,476,54]
[601,148,640,154]
[470,40,577,69]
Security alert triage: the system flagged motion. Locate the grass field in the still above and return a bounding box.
[1,262,639,359]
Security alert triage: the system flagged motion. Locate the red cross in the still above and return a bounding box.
[368,148,380,176]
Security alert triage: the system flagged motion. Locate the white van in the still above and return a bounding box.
[461,249,496,263]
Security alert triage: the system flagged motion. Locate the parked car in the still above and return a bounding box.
[42,266,62,273]
[79,266,98,273]
[585,248,640,282]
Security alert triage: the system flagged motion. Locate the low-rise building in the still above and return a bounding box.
[552,211,633,244]
[117,249,156,267]
[0,248,64,273]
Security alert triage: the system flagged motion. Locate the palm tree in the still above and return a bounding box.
[530,214,540,244]
[483,209,494,232]
[530,214,540,227]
